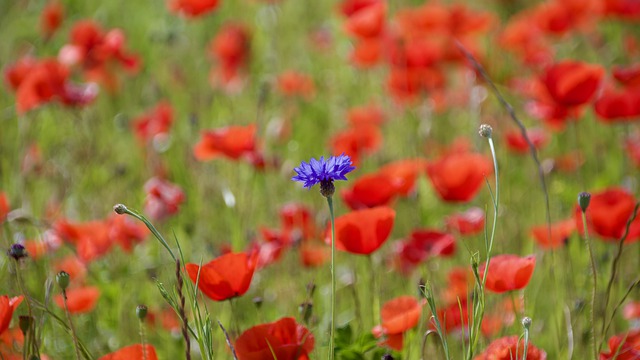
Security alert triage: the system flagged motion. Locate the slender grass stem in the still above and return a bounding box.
[61,289,82,360]
[580,210,598,360]
[327,196,336,360]
[139,319,147,360]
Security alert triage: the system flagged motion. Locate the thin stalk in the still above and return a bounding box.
[327,196,336,360]
[113,204,176,261]
[61,289,82,360]
[139,319,148,360]
[367,255,380,326]
[580,210,598,360]
[13,261,39,357]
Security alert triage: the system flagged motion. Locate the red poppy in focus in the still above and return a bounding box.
[372,296,423,350]
[0,192,9,223]
[107,214,149,252]
[600,329,640,360]
[475,335,547,360]
[574,187,640,242]
[186,252,256,301]
[531,219,576,249]
[54,287,100,314]
[235,317,314,360]
[143,177,185,221]
[478,254,536,294]
[41,2,64,39]
[541,61,604,107]
[168,0,219,17]
[193,124,257,161]
[426,150,492,203]
[0,296,23,335]
[379,159,427,196]
[505,128,549,154]
[444,207,484,236]
[329,206,395,255]
[331,124,382,166]
[341,172,398,210]
[98,344,158,360]
[623,301,640,320]
[132,102,173,144]
[277,71,315,100]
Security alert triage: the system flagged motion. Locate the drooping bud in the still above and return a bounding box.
[113,203,128,215]
[522,316,532,330]
[478,124,493,138]
[578,192,591,213]
[56,271,70,290]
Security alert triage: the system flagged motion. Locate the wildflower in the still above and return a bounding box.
[531,219,575,249]
[292,154,355,197]
[234,317,314,360]
[193,124,258,162]
[0,296,24,335]
[185,252,256,301]
[541,60,604,107]
[574,188,640,242]
[341,172,398,210]
[479,254,536,293]
[475,335,546,360]
[444,207,485,236]
[372,296,423,351]
[41,1,64,39]
[426,148,492,203]
[98,344,158,360]
[600,329,640,360]
[167,0,219,18]
[53,287,100,314]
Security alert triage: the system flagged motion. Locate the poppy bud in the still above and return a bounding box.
[113,203,128,215]
[136,304,148,320]
[306,282,316,297]
[7,243,28,260]
[56,271,70,290]
[253,297,263,309]
[578,192,591,213]
[19,315,33,335]
[522,316,532,330]
[299,301,313,323]
[320,180,335,198]
[479,124,493,138]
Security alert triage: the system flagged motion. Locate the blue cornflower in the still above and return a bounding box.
[292,154,355,197]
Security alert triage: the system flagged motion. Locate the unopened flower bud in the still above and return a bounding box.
[253,297,263,309]
[19,315,33,335]
[299,301,313,323]
[7,243,27,260]
[113,204,128,215]
[578,192,591,213]
[136,305,148,320]
[479,124,493,138]
[306,282,316,297]
[56,271,70,290]
[522,316,532,330]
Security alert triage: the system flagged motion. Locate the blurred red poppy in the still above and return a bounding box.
[341,172,398,210]
[331,124,382,166]
[132,101,174,144]
[600,329,640,360]
[372,295,423,350]
[107,214,149,252]
[475,335,546,360]
[209,23,251,91]
[55,219,112,262]
[594,86,640,122]
[54,256,87,282]
[300,240,330,268]
[0,296,23,335]
[426,150,492,203]
[344,2,386,39]
[193,124,257,161]
[479,254,536,293]
[329,206,395,255]
[54,287,100,314]
[393,228,456,274]
[235,317,314,360]
[41,1,64,39]
[347,104,385,127]
[613,64,640,88]
[98,344,158,360]
[444,207,485,236]
[602,0,640,20]
[0,192,9,223]
[379,159,427,196]
[186,252,256,301]
[280,203,316,241]
[627,136,640,167]
[574,188,640,242]
[541,61,604,107]
[277,71,315,100]
[339,0,381,17]
[505,128,549,154]
[167,0,219,17]
[531,219,576,249]
[143,177,185,221]
[623,301,640,320]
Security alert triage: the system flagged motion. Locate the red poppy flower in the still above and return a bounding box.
[602,0,640,20]
[426,150,492,203]
[350,39,382,67]
[54,256,87,282]
[235,317,314,360]
[193,124,257,161]
[505,128,549,154]
[41,1,64,39]
[186,252,256,301]
[329,206,395,255]
[600,329,640,360]
[98,344,158,360]
[393,228,456,274]
[442,267,473,304]
[372,296,423,350]
[15,59,67,113]
[347,104,385,127]
[499,15,553,67]
[479,254,536,293]
[280,203,316,240]
[444,207,484,236]
[0,192,9,223]
[210,23,251,69]
[613,64,640,88]
[24,240,48,260]
[594,86,640,122]
[54,287,100,314]
[344,2,386,39]
[4,56,37,91]
[379,159,427,196]
[55,219,112,262]
[0,296,23,335]
[531,219,576,249]
[167,0,219,17]
[300,240,330,268]
[541,61,604,107]
[277,71,315,100]
[132,101,173,144]
[143,177,185,221]
[623,301,640,320]
[107,214,149,252]
[339,0,381,17]
[475,335,546,360]
[574,188,640,242]
[341,172,398,210]
[330,124,382,166]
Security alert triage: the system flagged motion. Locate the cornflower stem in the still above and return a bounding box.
[13,261,38,358]
[367,255,380,327]
[139,319,148,360]
[580,210,598,360]
[61,289,82,360]
[327,195,336,360]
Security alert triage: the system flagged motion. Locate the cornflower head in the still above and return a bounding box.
[292,153,355,197]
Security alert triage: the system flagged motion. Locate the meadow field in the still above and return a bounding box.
[1,0,640,359]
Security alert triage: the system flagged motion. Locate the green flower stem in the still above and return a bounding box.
[62,289,82,360]
[581,210,598,360]
[327,196,336,360]
[139,319,148,360]
[367,255,380,326]
[114,204,177,261]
